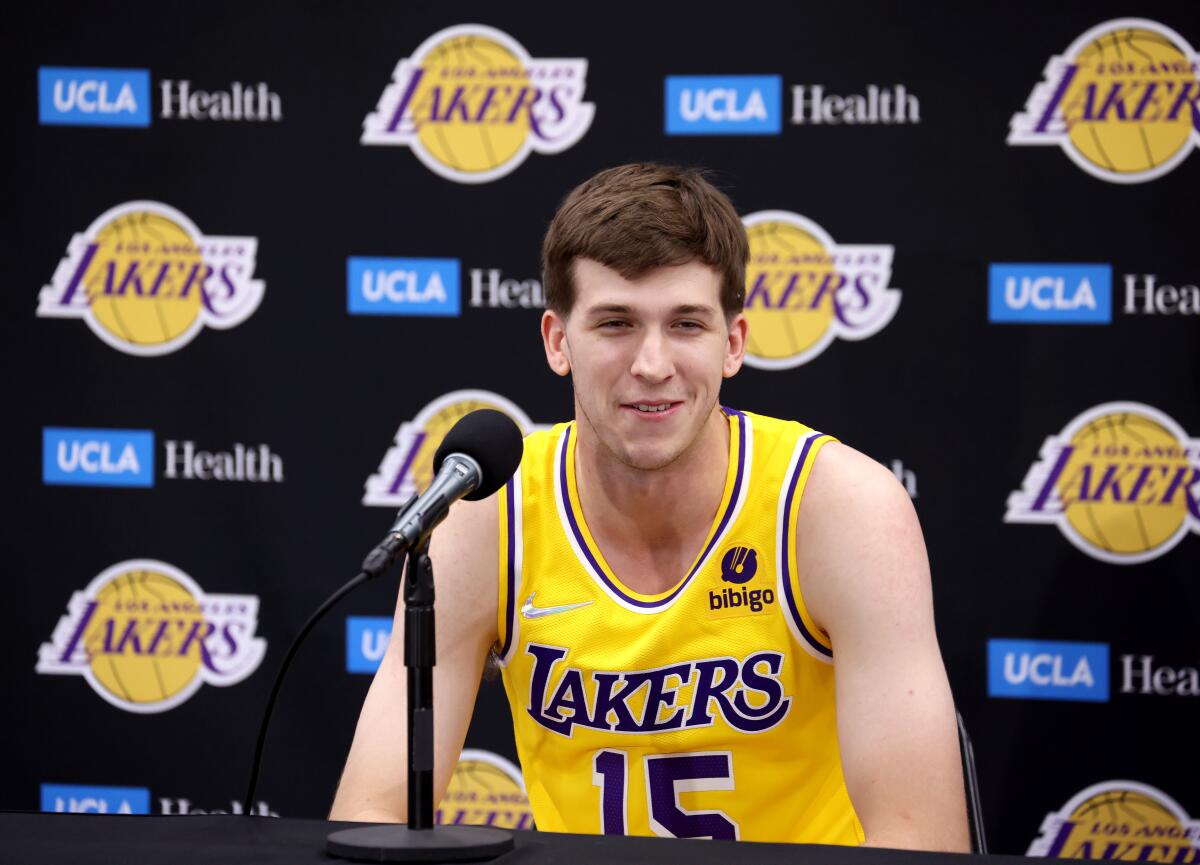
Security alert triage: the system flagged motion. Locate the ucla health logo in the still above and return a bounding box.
[987,639,1109,702]
[38,202,263,356]
[347,257,461,316]
[43,427,154,488]
[38,67,151,127]
[1009,19,1200,183]
[362,25,594,183]
[1028,781,1200,860]
[346,616,392,674]
[741,210,900,369]
[364,390,547,507]
[1007,403,1200,564]
[37,560,266,713]
[41,784,151,814]
[665,75,782,135]
[989,264,1112,323]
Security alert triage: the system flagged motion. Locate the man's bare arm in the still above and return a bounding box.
[798,442,969,852]
[329,496,500,822]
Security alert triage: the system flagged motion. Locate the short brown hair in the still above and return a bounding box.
[542,163,748,317]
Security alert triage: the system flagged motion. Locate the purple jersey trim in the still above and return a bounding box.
[497,477,517,660]
[559,410,747,610]
[780,432,834,659]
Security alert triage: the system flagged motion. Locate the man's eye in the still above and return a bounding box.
[599,320,630,329]
[675,320,703,330]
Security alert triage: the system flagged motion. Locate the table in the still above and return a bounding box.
[3,812,1032,864]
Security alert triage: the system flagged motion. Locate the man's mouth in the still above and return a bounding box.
[621,401,681,416]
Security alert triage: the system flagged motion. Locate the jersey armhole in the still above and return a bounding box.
[776,429,836,663]
[494,469,523,667]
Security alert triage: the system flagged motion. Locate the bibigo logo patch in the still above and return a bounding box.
[364,390,548,507]
[1009,19,1200,183]
[362,24,594,183]
[1028,781,1200,860]
[38,202,263,356]
[1006,402,1200,564]
[741,210,900,369]
[37,560,266,713]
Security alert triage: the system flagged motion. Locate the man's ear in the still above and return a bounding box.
[542,310,571,376]
[723,312,748,378]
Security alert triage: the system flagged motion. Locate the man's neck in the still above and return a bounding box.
[573,406,731,590]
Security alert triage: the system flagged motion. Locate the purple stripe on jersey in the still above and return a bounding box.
[559,410,747,610]
[780,433,834,659]
[498,477,517,660]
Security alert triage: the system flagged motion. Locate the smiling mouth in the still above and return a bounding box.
[622,401,681,415]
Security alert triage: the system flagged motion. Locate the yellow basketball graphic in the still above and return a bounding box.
[411,34,530,176]
[361,25,594,184]
[740,211,899,370]
[38,201,264,356]
[84,210,203,348]
[1028,781,1199,860]
[1007,402,1200,564]
[37,559,266,713]
[407,397,526,494]
[1057,412,1191,556]
[744,220,835,363]
[439,750,533,830]
[1009,19,1200,183]
[1065,28,1196,176]
[364,390,547,507]
[1070,788,1176,825]
[83,568,205,706]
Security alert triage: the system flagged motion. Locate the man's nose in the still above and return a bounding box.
[629,329,674,382]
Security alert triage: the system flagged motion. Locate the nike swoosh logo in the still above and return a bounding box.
[521,592,593,620]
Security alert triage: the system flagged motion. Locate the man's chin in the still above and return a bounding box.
[613,442,686,472]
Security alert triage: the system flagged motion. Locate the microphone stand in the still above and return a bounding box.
[327,539,514,862]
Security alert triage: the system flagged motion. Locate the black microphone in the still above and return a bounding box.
[363,410,524,577]
[243,409,524,812]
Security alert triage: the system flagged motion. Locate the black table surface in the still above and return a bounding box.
[3,812,1034,864]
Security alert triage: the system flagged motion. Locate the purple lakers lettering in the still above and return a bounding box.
[1024,444,1200,516]
[1006,402,1200,564]
[51,596,257,676]
[526,644,791,737]
[361,25,594,183]
[36,560,266,713]
[1008,19,1200,183]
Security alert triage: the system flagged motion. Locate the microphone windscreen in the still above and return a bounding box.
[433,409,524,500]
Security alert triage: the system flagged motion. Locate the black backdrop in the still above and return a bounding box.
[9,2,1199,858]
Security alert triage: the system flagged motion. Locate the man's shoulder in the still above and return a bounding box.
[803,439,912,518]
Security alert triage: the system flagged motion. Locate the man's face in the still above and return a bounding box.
[542,258,747,471]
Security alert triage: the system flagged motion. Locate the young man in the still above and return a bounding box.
[331,164,969,851]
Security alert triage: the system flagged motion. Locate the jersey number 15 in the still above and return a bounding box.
[592,749,739,840]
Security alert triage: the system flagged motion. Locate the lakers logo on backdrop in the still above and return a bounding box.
[362,25,595,183]
[36,560,266,713]
[364,390,548,507]
[437,750,533,830]
[37,202,264,356]
[1009,19,1200,183]
[1006,403,1200,564]
[741,211,900,369]
[1028,781,1200,860]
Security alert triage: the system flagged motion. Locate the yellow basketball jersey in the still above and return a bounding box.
[495,409,863,845]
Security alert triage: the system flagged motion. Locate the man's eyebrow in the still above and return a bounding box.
[672,304,719,317]
[583,303,719,317]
